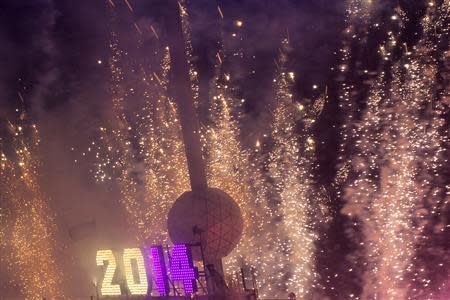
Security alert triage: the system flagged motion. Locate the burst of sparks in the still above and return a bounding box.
[141,48,190,244]
[0,120,66,300]
[341,2,449,299]
[264,37,328,298]
[92,21,190,246]
[203,47,256,279]
[202,10,283,295]
[178,0,200,107]
[335,0,377,191]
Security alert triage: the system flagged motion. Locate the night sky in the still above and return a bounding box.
[0,0,449,299]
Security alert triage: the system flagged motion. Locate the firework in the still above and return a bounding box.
[141,48,190,244]
[204,52,257,270]
[335,0,378,190]
[342,2,449,299]
[178,0,200,107]
[0,120,66,300]
[264,37,328,298]
[92,16,190,246]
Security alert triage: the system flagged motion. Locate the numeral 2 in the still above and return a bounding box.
[96,250,121,295]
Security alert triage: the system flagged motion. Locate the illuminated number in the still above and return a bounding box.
[123,248,149,295]
[170,244,198,294]
[148,246,169,296]
[96,250,121,296]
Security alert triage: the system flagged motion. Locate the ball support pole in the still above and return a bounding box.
[164,0,207,192]
[163,0,226,291]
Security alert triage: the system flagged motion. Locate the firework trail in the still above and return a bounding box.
[141,48,190,245]
[118,1,195,245]
[93,10,190,245]
[333,0,392,296]
[178,0,200,107]
[240,145,279,296]
[192,3,266,285]
[263,37,328,298]
[335,0,378,190]
[203,46,257,274]
[342,2,449,299]
[0,120,66,300]
[196,10,290,296]
[95,25,145,243]
[404,2,450,299]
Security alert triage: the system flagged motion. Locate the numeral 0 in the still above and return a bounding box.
[123,248,148,294]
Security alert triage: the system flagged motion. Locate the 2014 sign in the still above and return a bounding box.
[96,244,198,296]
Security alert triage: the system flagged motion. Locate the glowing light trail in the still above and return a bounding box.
[0,120,66,300]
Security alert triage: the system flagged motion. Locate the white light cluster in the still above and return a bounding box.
[123,248,148,295]
[96,250,121,296]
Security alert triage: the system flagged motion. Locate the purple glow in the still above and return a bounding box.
[169,244,198,294]
[149,246,169,296]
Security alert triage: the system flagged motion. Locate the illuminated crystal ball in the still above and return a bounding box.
[167,188,243,261]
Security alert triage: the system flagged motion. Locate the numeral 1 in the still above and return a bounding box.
[148,246,170,296]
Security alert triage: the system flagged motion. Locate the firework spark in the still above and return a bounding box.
[335,0,378,190]
[264,37,328,298]
[0,120,66,300]
[203,48,256,276]
[92,18,190,246]
[141,48,190,244]
[342,2,449,299]
[178,0,200,107]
